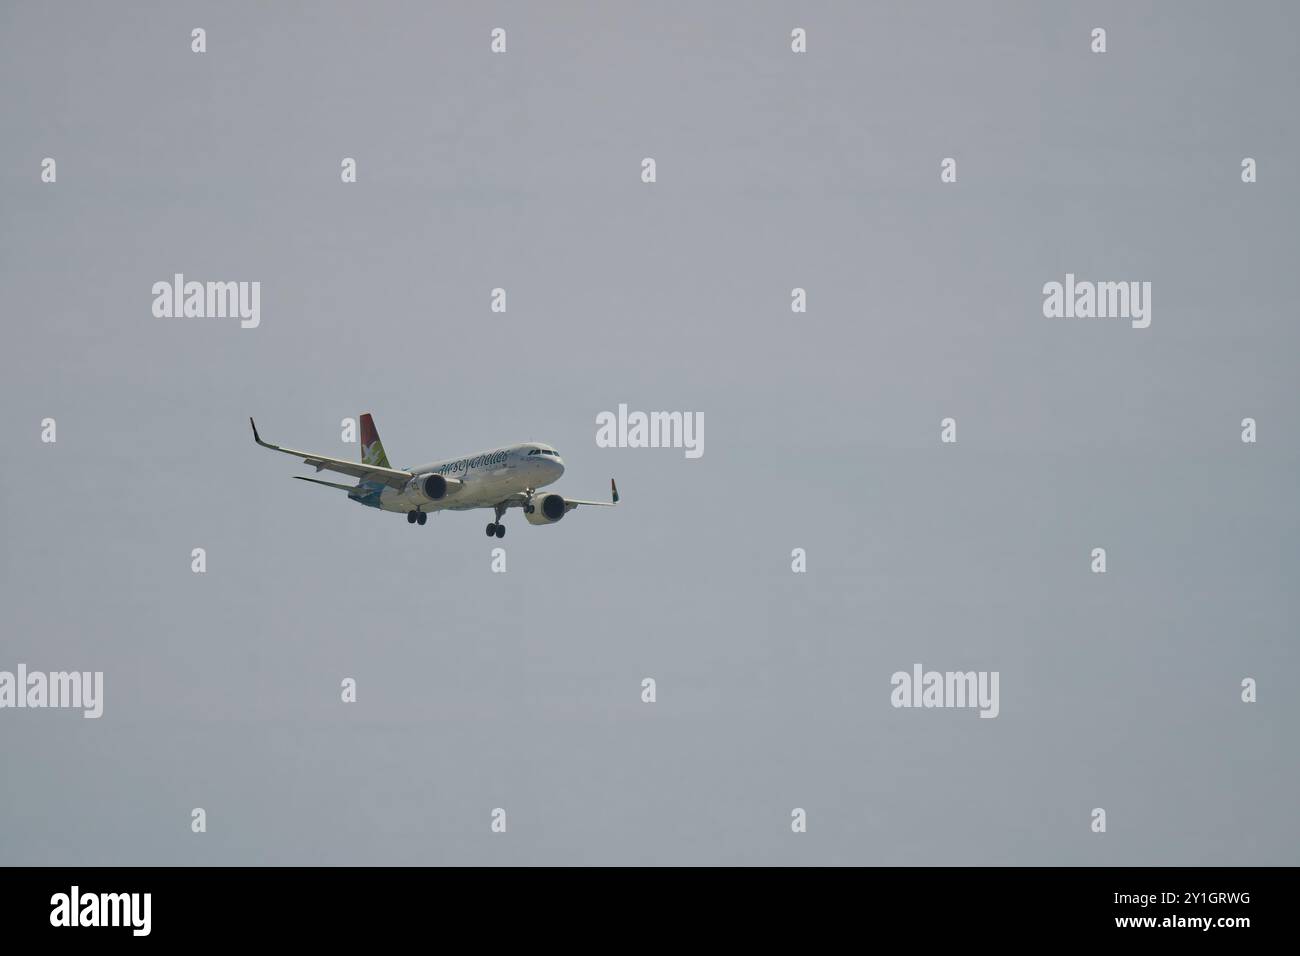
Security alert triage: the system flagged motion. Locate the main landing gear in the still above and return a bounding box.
[485,502,506,538]
[407,511,427,526]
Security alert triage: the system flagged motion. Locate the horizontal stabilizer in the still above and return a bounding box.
[293,476,358,492]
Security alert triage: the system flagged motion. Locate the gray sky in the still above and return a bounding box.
[1,1,1297,865]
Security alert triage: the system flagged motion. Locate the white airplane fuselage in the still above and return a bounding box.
[360,443,565,513]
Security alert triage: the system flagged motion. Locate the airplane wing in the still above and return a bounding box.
[500,480,620,512]
[564,479,620,510]
[250,418,413,490]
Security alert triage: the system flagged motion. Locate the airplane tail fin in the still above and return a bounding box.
[359,413,391,469]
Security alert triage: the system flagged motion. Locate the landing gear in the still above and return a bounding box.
[486,502,508,538]
[409,510,427,526]
[407,511,418,524]
[416,512,427,526]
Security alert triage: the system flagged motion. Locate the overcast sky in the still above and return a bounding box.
[1,1,1297,865]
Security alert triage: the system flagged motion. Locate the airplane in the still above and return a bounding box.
[250,413,618,537]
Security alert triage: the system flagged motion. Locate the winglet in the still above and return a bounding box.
[611,478,619,504]
[250,417,277,451]
[250,417,275,449]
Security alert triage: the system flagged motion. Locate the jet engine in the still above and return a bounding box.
[524,493,567,525]
[405,473,462,505]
